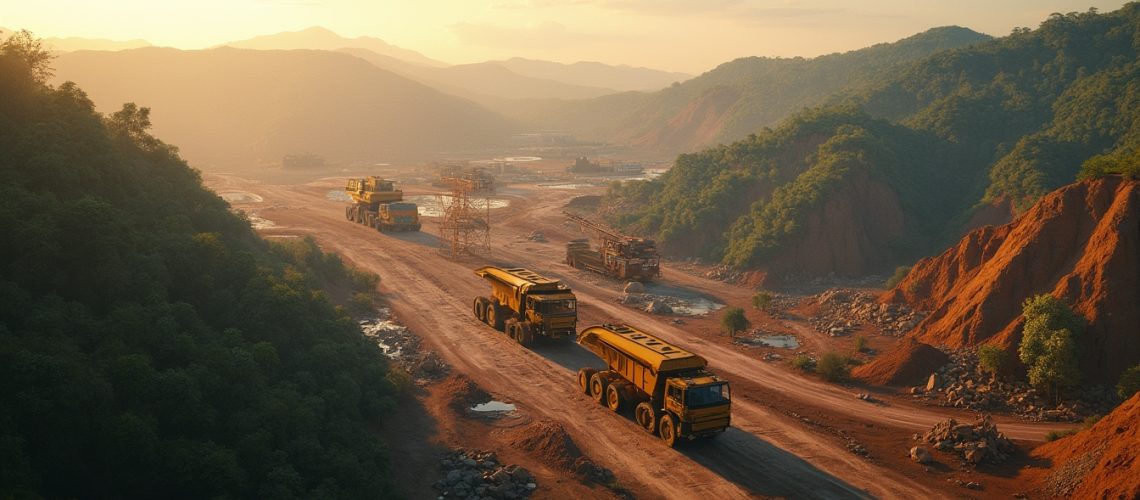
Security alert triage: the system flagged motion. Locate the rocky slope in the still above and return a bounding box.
[1030,393,1140,498]
[881,177,1140,384]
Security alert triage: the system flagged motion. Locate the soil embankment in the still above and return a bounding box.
[1029,393,1140,498]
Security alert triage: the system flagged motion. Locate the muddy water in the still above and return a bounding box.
[470,401,516,412]
[218,191,263,203]
[405,195,511,218]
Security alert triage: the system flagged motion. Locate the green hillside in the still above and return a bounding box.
[0,32,401,498]
[506,26,989,154]
[607,5,1140,276]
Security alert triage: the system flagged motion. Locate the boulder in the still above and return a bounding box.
[910,446,933,463]
[645,301,673,314]
[926,373,940,391]
[623,281,645,294]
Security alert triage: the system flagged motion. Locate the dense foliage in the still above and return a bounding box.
[1019,295,1084,401]
[606,4,1140,273]
[0,32,400,498]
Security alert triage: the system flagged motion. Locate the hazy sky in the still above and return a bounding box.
[2,0,1130,73]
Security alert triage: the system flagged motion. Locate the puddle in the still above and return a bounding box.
[471,400,516,413]
[539,182,598,190]
[627,283,725,317]
[247,213,276,229]
[219,191,263,203]
[738,335,801,349]
[359,310,414,360]
[493,156,541,162]
[326,190,352,202]
[669,297,724,316]
[405,195,511,218]
[263,234,299,239]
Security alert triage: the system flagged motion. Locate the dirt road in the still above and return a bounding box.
[210,174,1064,499]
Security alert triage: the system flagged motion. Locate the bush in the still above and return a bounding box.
[721,306,750,337]
[1045,414,1102,441]
[791,354,815,371]
[752,291,773,310]
[853,335,868,353]
[1019,294,1084,401]
[977,344,1008,377]
[350,292,375,314]
[885,265,911,288]
[817,352,851,382]
[1117,364,1140,400]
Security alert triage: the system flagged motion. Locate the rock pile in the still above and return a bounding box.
[616,293,695,316]
[434,449,536,499]
[913,415,1015,465]
[810,289,924,337]
[526,231,545,242]
[916,349,1116,421]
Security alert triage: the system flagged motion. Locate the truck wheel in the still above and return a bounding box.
[472,297,486,322]
[345,206,352,220]
[589,372,609,405]
[518,322,534,346]
[605,384,624,412]
[635,402,657,434]
[658,414,678,448]
[487,303,504,331]
[577,368,597,394]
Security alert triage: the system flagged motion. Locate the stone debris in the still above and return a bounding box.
[359,308,449,380]
[915,415,1014,465]
[914,348,1116,421]
[809,289,925,337]
[644,301,673,315]
[526,231,546,242]
[622,281,645,294]
[434,449,536,499]
[910,446,933,463]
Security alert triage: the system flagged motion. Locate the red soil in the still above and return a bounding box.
[851,338,949,386]
[881,177,1140,383]
[1028,393,1140,498]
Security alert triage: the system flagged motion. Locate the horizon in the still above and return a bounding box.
[2,0,1130,73]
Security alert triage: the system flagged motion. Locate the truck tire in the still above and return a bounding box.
[473,297,486,322]
[518,321,534,346]
[605,383,624,412]
[487,302,505,331]
[658,414,679,448]
[635,402,657,434]
[577,368,597,394]
[345,206,352,220]
[589,372,609,405]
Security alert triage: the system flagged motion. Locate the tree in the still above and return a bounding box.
[751,291,773,311]
[977,344,1008,379]
[0,29,54,83]
[1018,294,1084,401]
[817,352,851,382]
[1118,364,1140,400]
[721,307,750,338]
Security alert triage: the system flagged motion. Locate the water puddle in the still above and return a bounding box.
[737,334,801,349]
[326,190,352,202]
[494,156,541,162]
[247,213,276,229]
[219,191,263,203]
[405,195,511,218]
[539,182,598,190]
[471,401,516,413]
[669,297,724,316]
[359,311,414,361]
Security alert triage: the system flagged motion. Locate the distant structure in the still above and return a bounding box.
[568,156,605,174]
[438,175,491,259]
[567,157,644,175]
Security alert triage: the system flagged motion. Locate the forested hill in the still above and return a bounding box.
[0,32,402,498]
[501,26,989,154]
[606,5,1140,280]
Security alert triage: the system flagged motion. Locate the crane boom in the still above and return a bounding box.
[563,211,626,240]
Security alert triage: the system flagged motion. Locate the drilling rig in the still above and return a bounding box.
[563,212,660,282]
[344,177,421,232]
[438,176,491,259]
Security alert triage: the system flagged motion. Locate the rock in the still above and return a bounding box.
[966,446,986,464]
[645,301,673,314]
[623,281,645,293]
[926,373,940,392]
[910,446,933,463]
[910,386,924,395]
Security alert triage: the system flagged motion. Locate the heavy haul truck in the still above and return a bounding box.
[576,323,731,446]
[344,177,421,232]
[473,266,577,346]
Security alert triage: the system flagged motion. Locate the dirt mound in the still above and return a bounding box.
[852,338,949,386]
[437,374,491,413]
[883,177,1140,383]
[1032,393,1140,498]
[503,419,614,484]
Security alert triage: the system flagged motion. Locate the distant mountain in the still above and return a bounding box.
[44,36,150,52]
[52,47,516,168]
[493,57,691,92]
[339,48,619,100]
[511,26,990,154]
[222,26,445,67]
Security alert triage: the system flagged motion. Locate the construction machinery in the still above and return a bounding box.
[473,266,577,346]
[576,323,731,446]
[344,177,421,232]
[564,212,660,281]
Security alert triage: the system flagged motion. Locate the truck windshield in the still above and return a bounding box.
[686,383,730,408]
[539,299,576,314]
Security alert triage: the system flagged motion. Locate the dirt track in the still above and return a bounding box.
[210,174,1069,499]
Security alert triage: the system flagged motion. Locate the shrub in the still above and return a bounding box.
[977,344,1008,377]
[752,291,773,311]
[350,292,375,314]
[853,335,868,353]
[1117,364,1140,400]
[791,354,815,371]
[817,352,851,382]
[885,265,912,288]
[721,307,750,337]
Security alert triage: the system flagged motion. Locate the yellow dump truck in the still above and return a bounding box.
[473,266,577,345]
[577,323,731,446]
[344,177,421,232]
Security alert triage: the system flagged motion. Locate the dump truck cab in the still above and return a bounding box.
[576,323,731,446]
[473,266,577,345]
